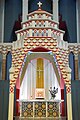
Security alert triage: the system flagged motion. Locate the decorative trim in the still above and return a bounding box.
[66,86,71,94]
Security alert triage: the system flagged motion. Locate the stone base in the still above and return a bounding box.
[14,116,67,120]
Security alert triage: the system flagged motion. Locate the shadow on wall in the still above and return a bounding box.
[11,14,22,41]
[6,52,12,81]
[59,14,70,42]
[59,0,77,43]
[0,54,2,80]
[69,52,75,81]
[4,0,22,43]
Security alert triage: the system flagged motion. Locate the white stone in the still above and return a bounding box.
[22,0,28,22]
[53,0,59,22]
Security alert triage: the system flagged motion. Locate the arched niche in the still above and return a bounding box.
[20,56,61,99]
[28,0,53,13]
[69,52,75,81]
[20,52,60,86]
[0,53,3,80]
[6,52,12,80]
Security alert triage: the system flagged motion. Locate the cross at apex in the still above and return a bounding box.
[37,1,42,9]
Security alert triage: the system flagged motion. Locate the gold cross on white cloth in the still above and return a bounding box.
[37,67,43,78]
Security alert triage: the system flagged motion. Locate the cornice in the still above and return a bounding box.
[27,9,53,17]
[15,26,65,34]
[21,18,59,25]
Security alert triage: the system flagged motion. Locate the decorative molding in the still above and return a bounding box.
[1,4,80,86]
[0,43,12,54]
[66,85,71,94]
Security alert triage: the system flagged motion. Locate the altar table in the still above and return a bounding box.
[18,100,62,118]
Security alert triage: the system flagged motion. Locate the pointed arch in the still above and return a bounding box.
[6,52,12,80]
[69,52,75,81]
[20,52,60,85]
[31,46,51,52]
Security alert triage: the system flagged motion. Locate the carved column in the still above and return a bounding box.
[74,54,79,80]
[8,65,16,120]
[2,54,6,80]
[65,66,73,120]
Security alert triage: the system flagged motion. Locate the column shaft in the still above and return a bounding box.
[22,0,28,22]
[0,0,5,43]
[8,65,15,120]
[66,85,73,120]
[75,56,78,80]
[76,0,80,43]
[8,89,14,120]
[2,57,6,80]
[65,66,73,120]
[53,0,59,22]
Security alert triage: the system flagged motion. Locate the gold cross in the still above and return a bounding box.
[37,1,42,8]
[37,67,43,78]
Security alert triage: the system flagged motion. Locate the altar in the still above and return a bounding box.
[19,99,62,118]
[19,55,62,118]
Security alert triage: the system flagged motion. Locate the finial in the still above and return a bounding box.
[37,1,42,9]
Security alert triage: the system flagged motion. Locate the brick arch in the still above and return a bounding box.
[31,46,51,52]
[20,52,60,86]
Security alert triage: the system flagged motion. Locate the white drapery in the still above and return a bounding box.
[20,58,61,100]
[20,59,37,100]
[44,59,61,100]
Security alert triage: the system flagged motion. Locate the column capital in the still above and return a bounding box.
[2,53,7,59]
[74,54,78,60]
[65,79,71,85]
[9,65,16,93]
[9,65,15,81]
[65,66,71,80]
